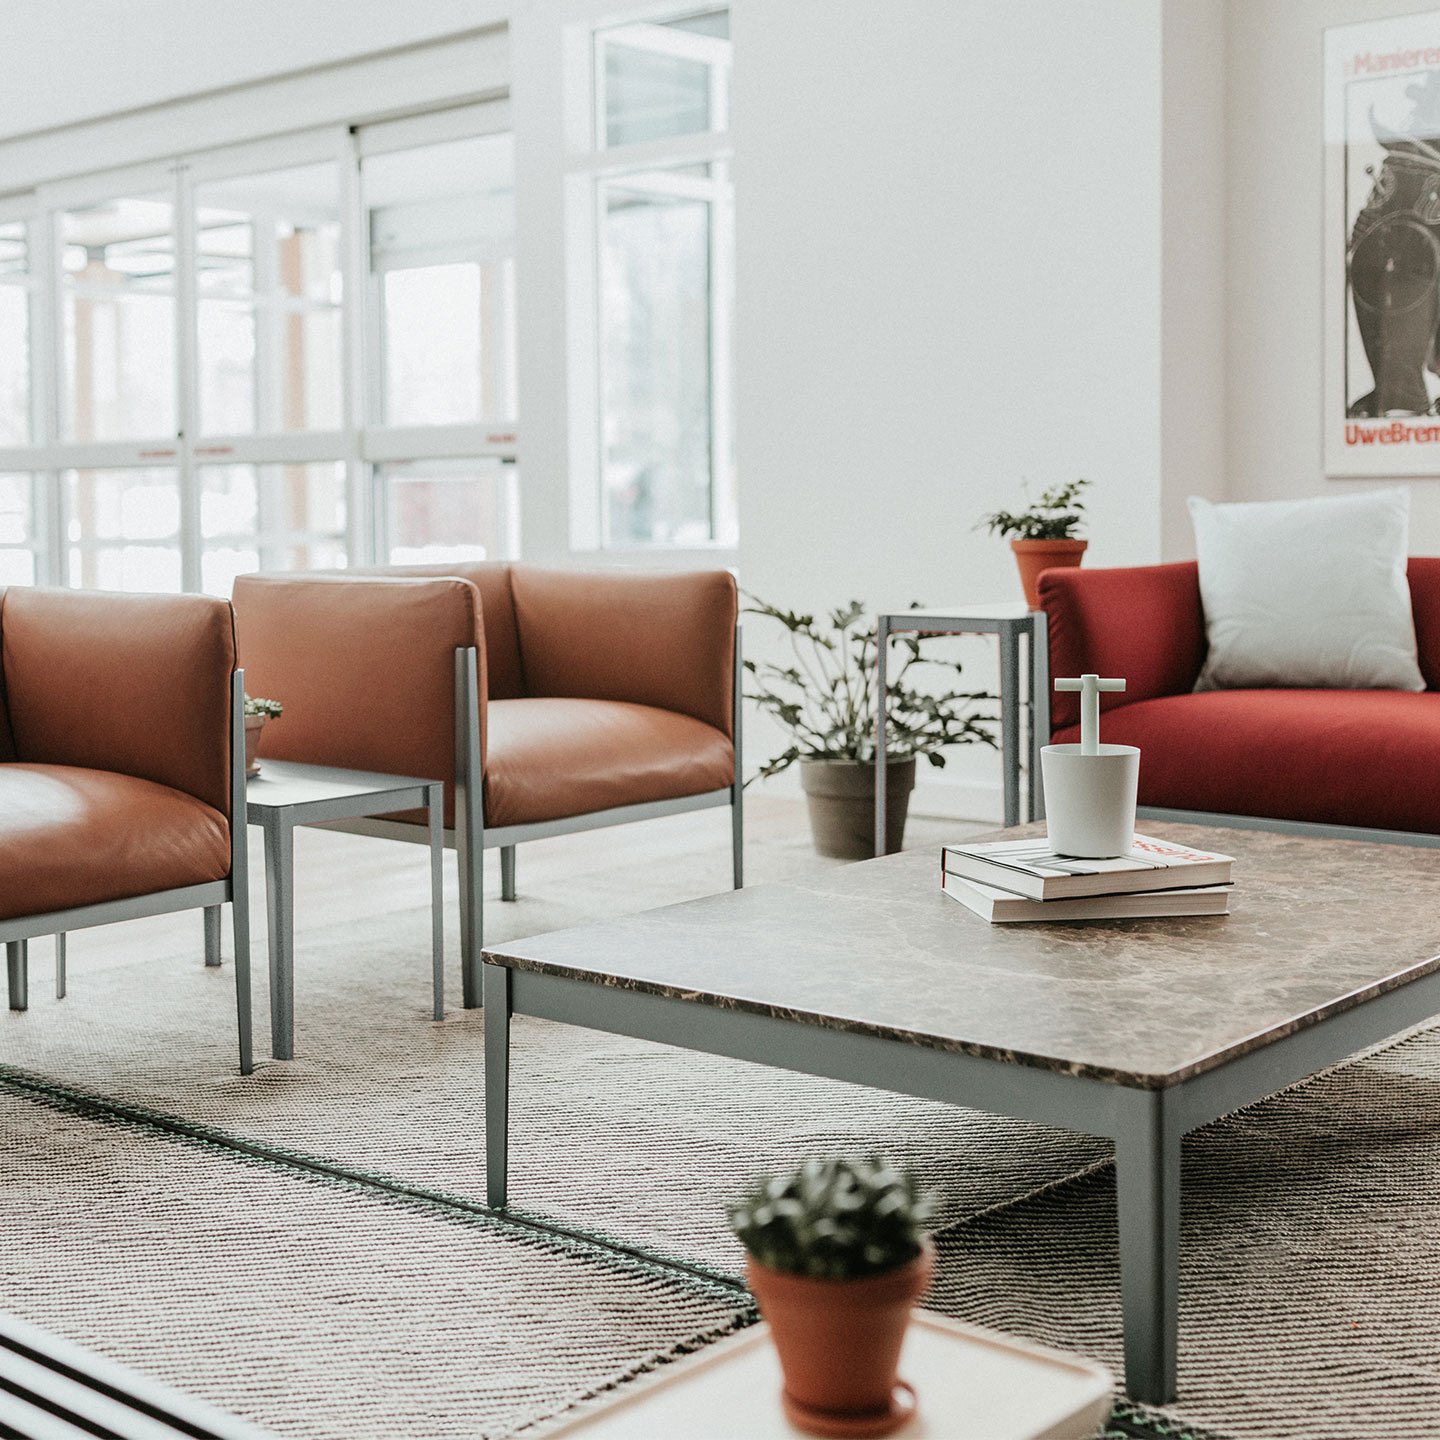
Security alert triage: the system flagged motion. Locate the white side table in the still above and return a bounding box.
[875,604,1049,855]
[245,760,444,1061]
[535,1310,1112,1439]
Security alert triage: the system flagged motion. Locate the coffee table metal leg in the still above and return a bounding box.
[264,816,296,1062]
[484,961,511,1209]
[54,932,66,998]
[1115,1089,1181,1405]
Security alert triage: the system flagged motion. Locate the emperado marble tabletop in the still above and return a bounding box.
[482,824,1440,1089]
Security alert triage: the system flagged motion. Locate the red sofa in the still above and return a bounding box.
[1038,558,1440,837]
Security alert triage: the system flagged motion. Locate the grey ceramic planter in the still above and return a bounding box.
[799,757,917,860]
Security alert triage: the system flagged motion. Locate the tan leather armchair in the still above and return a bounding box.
[0,587,253,1072]
[231,564,741,1005]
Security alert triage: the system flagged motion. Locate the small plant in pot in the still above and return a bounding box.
[730,1156,936,1438]
[744,597,995,859]
[243,695,283,778]
[979,477,1091,609]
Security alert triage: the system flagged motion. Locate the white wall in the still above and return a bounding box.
[1226,0,1440,551]
[1161,0,1229,556]
[730,0,1167,814]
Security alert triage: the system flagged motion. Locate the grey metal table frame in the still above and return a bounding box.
[479,948,1440,1406]
[875,605,1049,856]
[245,761,444,1062]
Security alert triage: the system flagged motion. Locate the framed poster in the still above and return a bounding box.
[1325,12,1440,475]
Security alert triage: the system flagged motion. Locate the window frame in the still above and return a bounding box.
[0,102,520,594]
[566,6,735,552]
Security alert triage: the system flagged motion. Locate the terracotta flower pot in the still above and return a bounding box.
[243,715,267,778]
[746,1239,935,1438]
[799,757,916,860]
[1010,537,1088,610]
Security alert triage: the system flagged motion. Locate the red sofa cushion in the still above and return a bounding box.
[1053,689,1440,834]
[1039,563,1208,732]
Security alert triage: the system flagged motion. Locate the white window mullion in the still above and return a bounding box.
[174,160,201,593]
[341,131,371,565]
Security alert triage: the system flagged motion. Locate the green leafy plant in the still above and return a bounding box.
[243,695,283,719]
[729,1157,935,1280]
[743,596,995,782]
[979,478,1091,541]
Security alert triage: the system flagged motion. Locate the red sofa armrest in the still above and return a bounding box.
[1038,562,1208,734]
[1408,557,1440,691]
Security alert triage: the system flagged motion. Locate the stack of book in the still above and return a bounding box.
[940,833,1235,924]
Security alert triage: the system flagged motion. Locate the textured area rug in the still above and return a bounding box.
[0,1085,748,1440]
[5,811,1440,1438]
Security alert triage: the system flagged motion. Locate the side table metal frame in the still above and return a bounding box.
[245,770,445,1062]
[875,608,1049,855]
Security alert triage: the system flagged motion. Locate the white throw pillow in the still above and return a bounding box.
[1189,489,1424,692]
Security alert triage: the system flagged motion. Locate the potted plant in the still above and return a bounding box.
[744,597,995,859]
[243,695,283,777]
[729,1156,936,1437]
[979,477,1091,609]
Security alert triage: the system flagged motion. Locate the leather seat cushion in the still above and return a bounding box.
[0,765,230,923]
[1053,688,1440,834]
[484,698,734,828]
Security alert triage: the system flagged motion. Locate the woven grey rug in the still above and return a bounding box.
[5,814,1440,1437]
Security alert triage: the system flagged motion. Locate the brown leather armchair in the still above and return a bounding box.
[231,564,741,1005]
[0,587,253,1072]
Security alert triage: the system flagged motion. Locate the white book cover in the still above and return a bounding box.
[941,833,1234,901]
[942,874,1233,924]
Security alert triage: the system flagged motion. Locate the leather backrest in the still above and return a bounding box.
[2,587,236,816]
[1408,556,1440,691]
[1039,562,1208,732]
[0,589,16,762]
[232,574,482,796]
[510,566,737,735]
[343,563,523,699]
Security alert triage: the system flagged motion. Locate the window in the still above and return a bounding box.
[379,457,517,565]
[60,194,176,443]
[0,101,519,596]
[199,462,347,597]
[0,223,32,447]
[65,468,182,591]
[195,162,343,436]
[363,131,517,427]
[0,474,37,584]
[580,10,734,548]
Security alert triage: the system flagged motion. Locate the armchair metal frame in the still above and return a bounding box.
[319,627,745,1007]
[2,672,255,1074]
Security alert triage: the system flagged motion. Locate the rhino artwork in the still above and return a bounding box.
[1348,71,1440,417]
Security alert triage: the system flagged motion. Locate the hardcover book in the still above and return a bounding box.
[941,833,1234,902]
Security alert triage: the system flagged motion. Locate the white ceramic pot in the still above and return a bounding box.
[1040,743,1140,858]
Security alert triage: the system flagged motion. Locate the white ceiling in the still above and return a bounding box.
[0,0,505,142]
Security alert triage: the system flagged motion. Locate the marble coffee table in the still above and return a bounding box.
[480,823,1440,1406]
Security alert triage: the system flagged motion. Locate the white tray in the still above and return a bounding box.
[537,1308,1113,1439]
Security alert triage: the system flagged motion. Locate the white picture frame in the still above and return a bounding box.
[1325,11,1440,476]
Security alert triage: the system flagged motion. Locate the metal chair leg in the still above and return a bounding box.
[54,934,66,999]
[500,846,517,902]
[7,939,28,1011]
[203,905,222,967]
